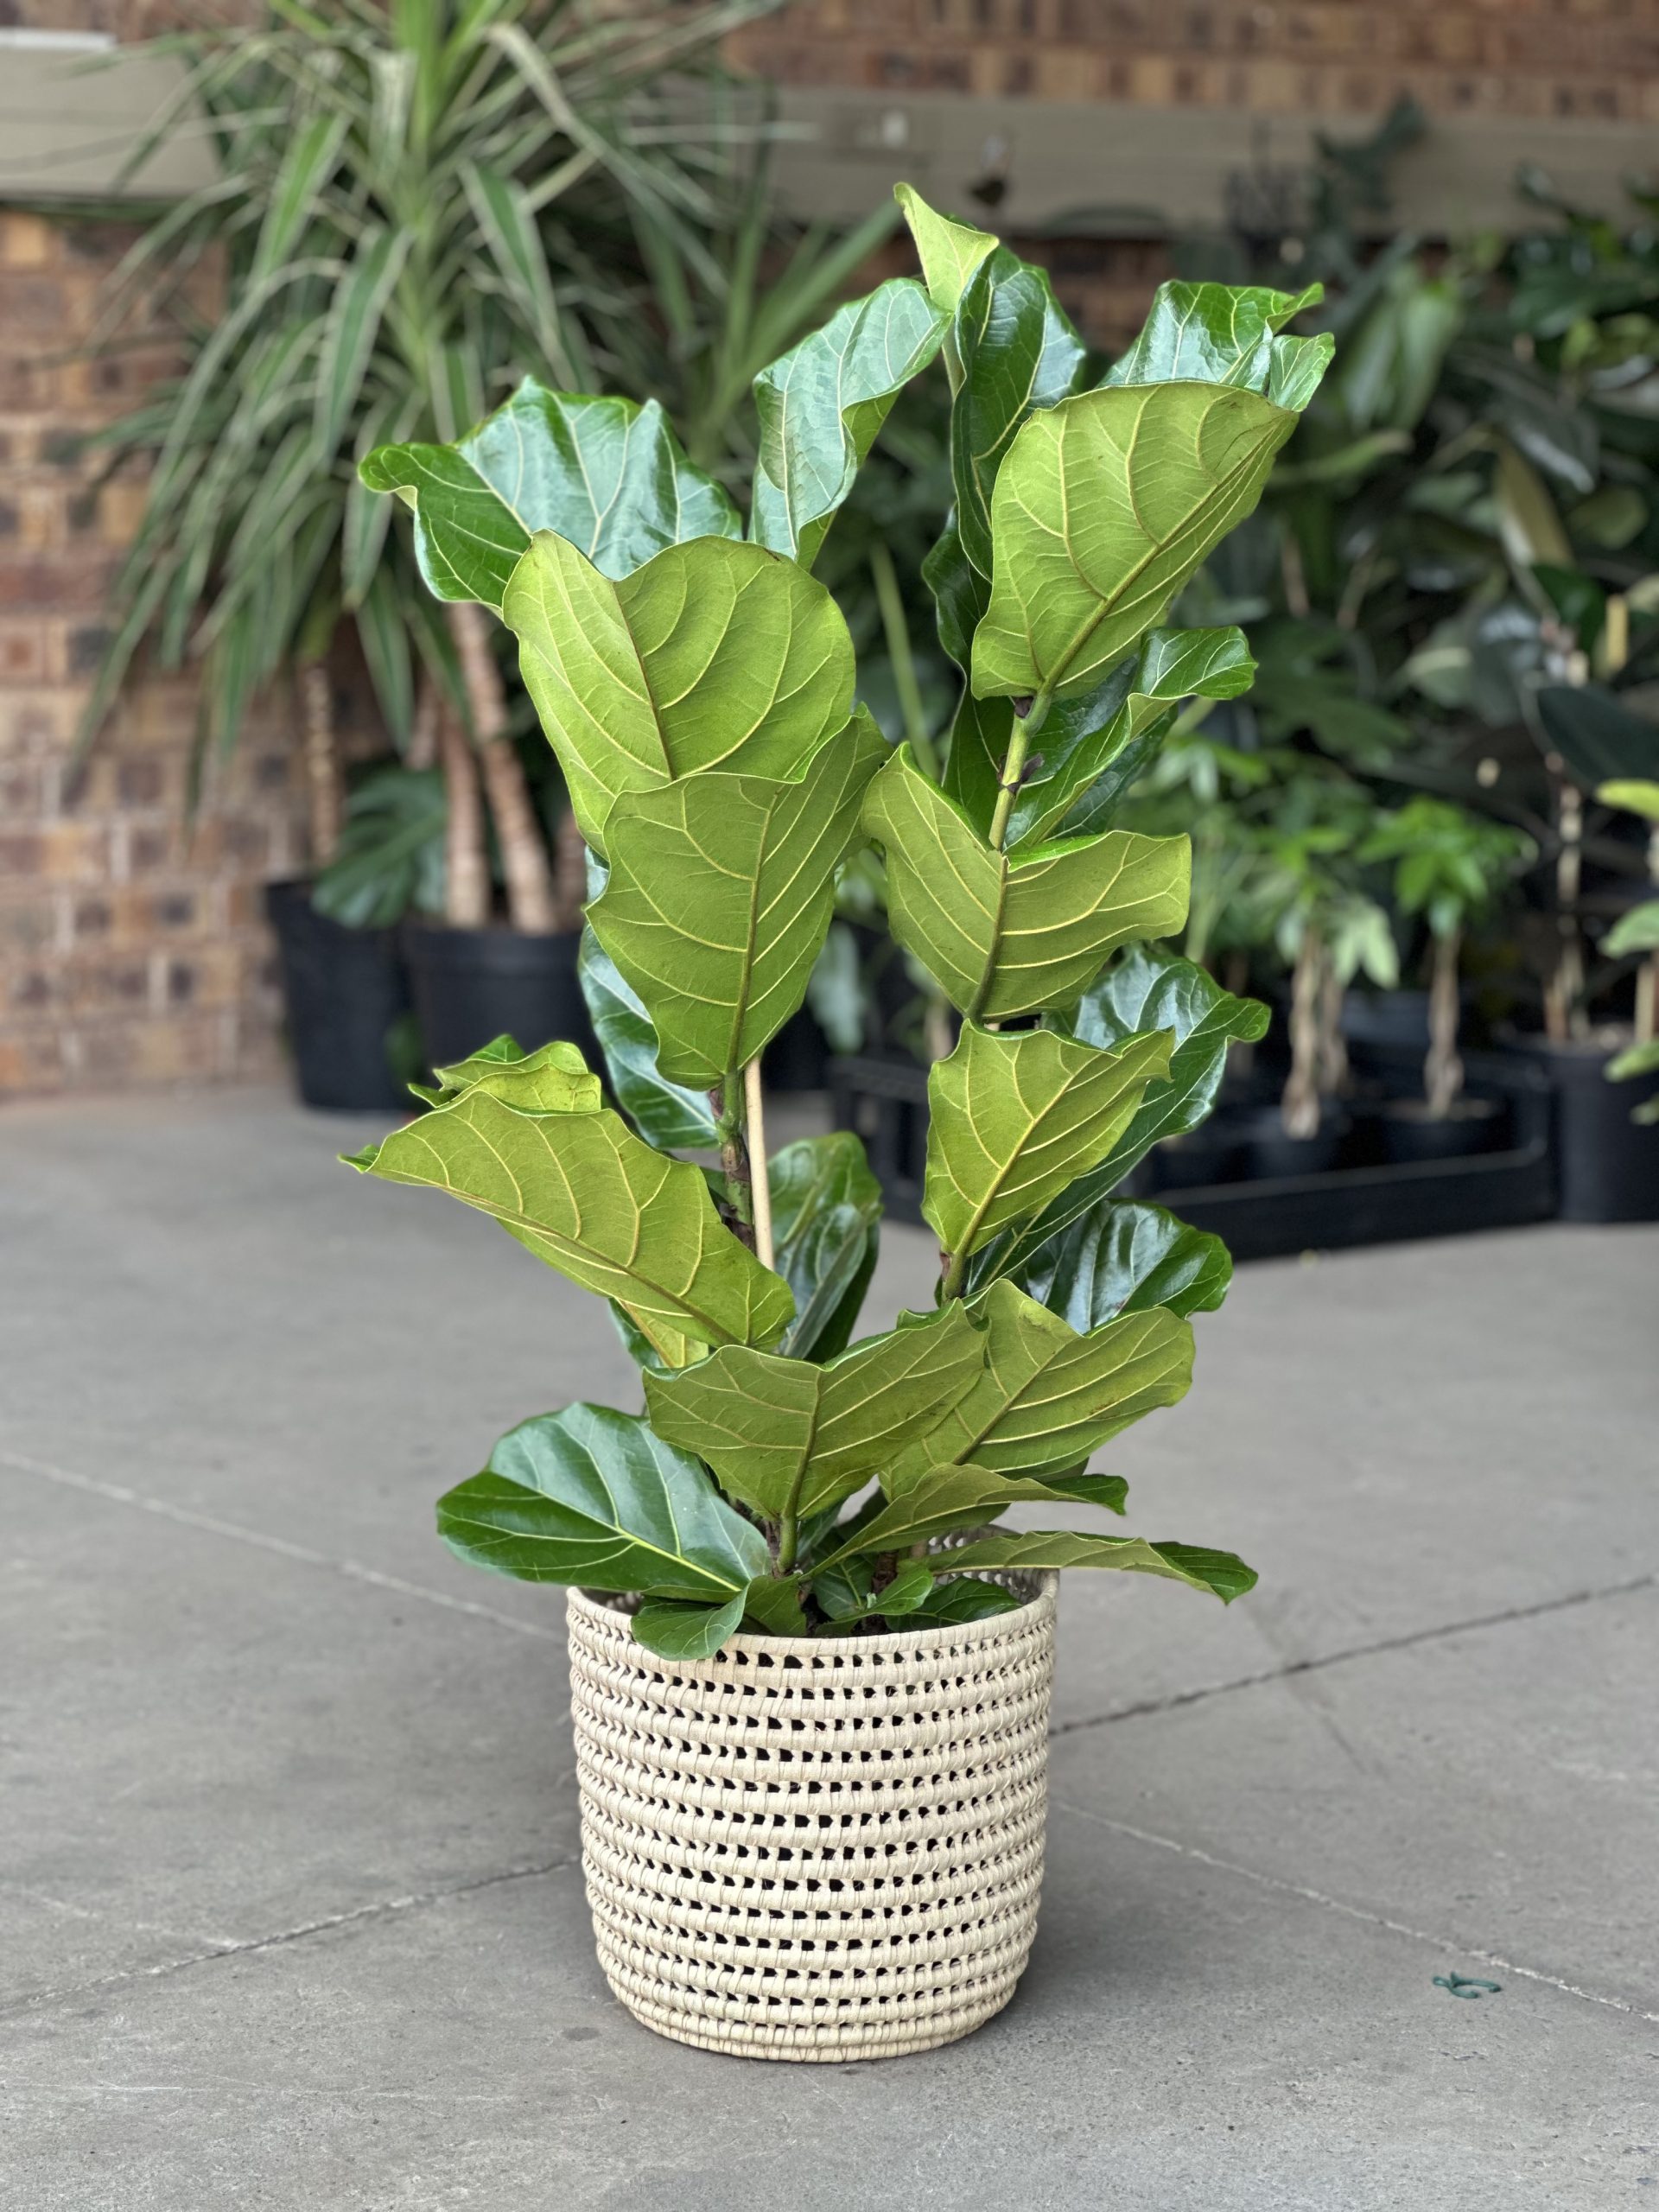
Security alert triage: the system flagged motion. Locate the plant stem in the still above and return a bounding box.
[1642,826,1659,1050]
[1545,775,1586,1044]
[1425,925,1464,1118]
[744,1056,774,1268]
[299,657,342,870]
[437,700,490,927]
[712,1072,756,1250]
[987,688,1053,852]
[1281,929,1324,1140]
[447,600,558,934]
[871,541,941,780]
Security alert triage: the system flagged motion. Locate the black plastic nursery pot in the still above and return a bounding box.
[831,1046,1556,1258]
[403,920,595,1075]
[265,879,412,1113]
[1500,1034,1659,1224]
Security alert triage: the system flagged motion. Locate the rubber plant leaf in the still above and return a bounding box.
[435,1404,768,1595]
[644,1303,986,1524]
[768,1133,883,1362]
[861,743,1190,1021]
[924,1021,1175,1260]
[502,532,855,854]
[343,1072,793,1366]
[814,1462,1131,1571]
[1006,626,1255,851]
[887,1280,1192,1489]
[969,947,1268,1292]
[970,381,1318,704]
[942,1529,1257,1602]
[1103,278,1328,409]
[751,276,948,569]
[359,379,741,607]
[576,928,718,1150]
[1008,1198,1233,1329]
[588,710,887,1087]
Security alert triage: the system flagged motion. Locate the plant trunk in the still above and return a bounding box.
[447,600,557,934]
[406,679,440,772]
[1424,925,1464,1119]
[300,658,342,871]
[1281,929,1323,1140]
[1316,948,1348,1097]
[551,804,588,933]
[1544,777,1586,1043]
[437,700,490,929]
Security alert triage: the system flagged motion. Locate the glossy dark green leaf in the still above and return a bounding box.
[1535,684,1659,789]
[769,1133,883,1362]
[815,1462,1126,1570]
[742,1575,811,1637]
[968,949,1266,1294]
[577,928,718,1150]
[908,1574,1025,1624]
[436,1405,767,1596]
[631,1592,748,1660]
[1007,1198,1233,1328]
[812,1556,935,1624]
[938,1529,1257,1602]
[1103,278,1328,409]
[359,378,740,607]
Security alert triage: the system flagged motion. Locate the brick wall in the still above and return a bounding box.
[0,206,305,1096]
[730,0,1659,125]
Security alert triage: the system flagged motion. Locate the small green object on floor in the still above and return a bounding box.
[1433,1973,1502,1999]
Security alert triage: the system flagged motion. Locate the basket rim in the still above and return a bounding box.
[567,1573,1058,1660]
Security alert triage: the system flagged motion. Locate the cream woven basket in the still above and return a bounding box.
[566,1571,1058,2063]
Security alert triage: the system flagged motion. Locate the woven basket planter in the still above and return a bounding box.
[566,1571,1058,2063]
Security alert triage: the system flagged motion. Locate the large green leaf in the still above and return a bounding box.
[970,383,1310,703]
[588,711,887,1087]
[894,184,997,337]
[1007,627,1255,851]
[939,1529,1257,1603]
[410,1034,601,1115]
[359,378,741,607]
[815,1462,1122,1570]
[644,1303,986,1524]
[1103,278,1328,409]
[950,246,1090,579]
[925,1021,1174,1260]
[750,277,947,569]
[970,949,1268,1293]
[342,1077,793,1366]
[631,1592,749,1660]
[1011,1198,1233,1329]
[887,1280,1192,1488]
[862,744,1190,1021]
[436,1405,767,1597]
[503,532,855,853]
[770,1133,883,1362]
[576,928,717,1150]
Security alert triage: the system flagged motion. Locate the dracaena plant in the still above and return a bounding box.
[344,187,1332,1659]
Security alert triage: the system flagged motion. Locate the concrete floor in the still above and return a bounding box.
[3,1084,1656,2211]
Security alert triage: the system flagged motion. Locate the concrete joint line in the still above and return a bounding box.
[1049,1568,1659,1739]
[0,1853,579,2024]
[0,1445,563,1643]
[1053,1797,1659,2026]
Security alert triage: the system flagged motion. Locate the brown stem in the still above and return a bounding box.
[1545,777,1586,1043]
[1281,930,1323,1140]
[1316,948,1349,1097]
[1425,925,1464,1120]
[300,658,342,871]
[448,600,557,934]
[437,700,490,928]
[406,680,441,772]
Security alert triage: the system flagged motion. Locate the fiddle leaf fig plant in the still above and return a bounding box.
[347,187,1333,1656]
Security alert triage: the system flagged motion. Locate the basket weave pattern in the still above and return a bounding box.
[566,1575,1058,2062]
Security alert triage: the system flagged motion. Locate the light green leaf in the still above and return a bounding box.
[343,1076,793,1365]
[1608,1038,1659,1081]
[770,1133,883,1361]
[1599,779,1659,825]
[1010,1198,1233,1328]
[751,276,947,569]
[504,531,855,854]
[576,927,718,1150]
[888,1280,1192,1488]
[817,1462,1121,1570]
[925,1022,1175,1260]
[894,183,997,330]
[1605,899,1659,956]
[939,1529,1257,1602]
[436,1405,767,1597]
[862,743,1190,1021]
[410,1033,601,1114]
[360,378,741,607]
[970,949,1267,1293]
[951,246,1090,578]
[644,1303,986,1524]
[970,383,1312,702]
[314,224,410,461]
[631,1592,749,1660]
[1007,626,1255,850]
[1103,278,1325,400]
[589,711,887,1087]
